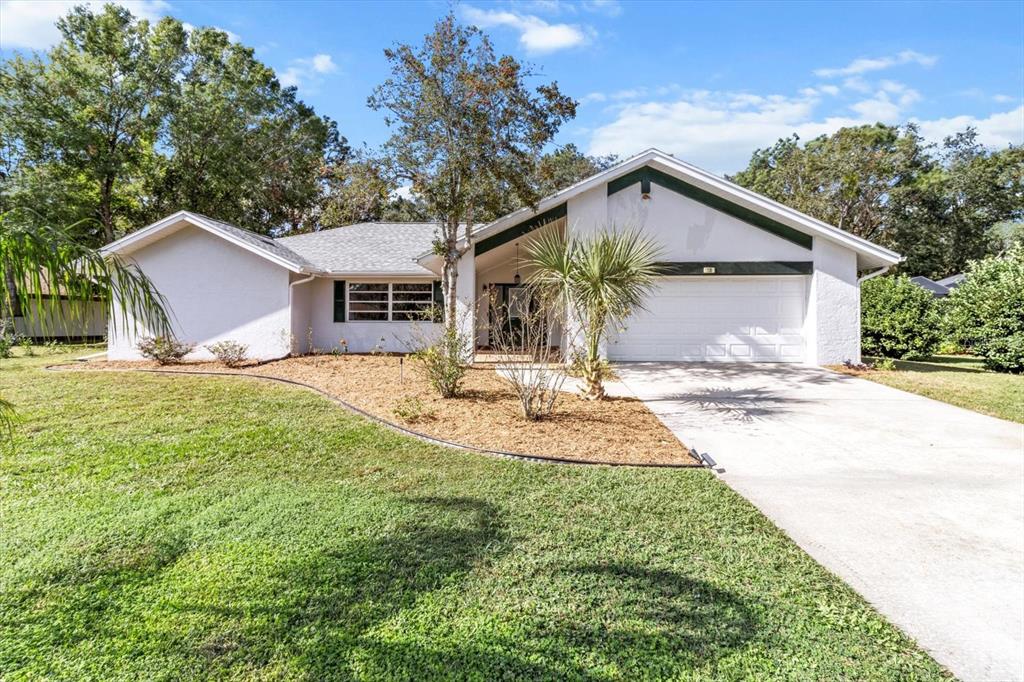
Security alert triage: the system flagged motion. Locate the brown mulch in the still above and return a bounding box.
[61,354,696,466]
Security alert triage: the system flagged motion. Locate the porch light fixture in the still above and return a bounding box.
[513,242,521,285]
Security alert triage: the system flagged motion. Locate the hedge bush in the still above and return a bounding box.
[944,246,1024,373]
[861,275,940,359]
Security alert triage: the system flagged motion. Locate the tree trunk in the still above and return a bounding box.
[442,230,459,332]
[99,175,116,243]
[582,316,606,401]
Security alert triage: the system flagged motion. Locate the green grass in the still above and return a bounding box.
[1,347,948,680]
[864,355,1023,423]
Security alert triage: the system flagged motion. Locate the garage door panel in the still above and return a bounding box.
[608,277,808,362]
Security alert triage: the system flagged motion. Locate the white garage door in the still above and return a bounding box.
[607,277,807,362]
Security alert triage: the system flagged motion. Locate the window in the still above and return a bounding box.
[344,282,437,322]
[391,283,434,321]
[348,283,388,321]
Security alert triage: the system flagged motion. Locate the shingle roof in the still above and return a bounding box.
[187,212,318,271]
[276,222,438,275]
[936,273,965,288]
[910,276,950,297]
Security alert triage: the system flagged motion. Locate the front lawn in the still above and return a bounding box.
[854,355,1023,424]
[1,348,947,680]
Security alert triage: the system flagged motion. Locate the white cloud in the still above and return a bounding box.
[815,49,937,78]
[311,53,336,73]
[914,106,1024,149]
[581,0,622,17]
[278,53,338,89]
[0,0,170,50]
[993,94,1017,104]
[585,88,1022,174]
[462,5,589,53]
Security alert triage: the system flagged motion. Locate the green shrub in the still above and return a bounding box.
[945,246,1024,373]
[412,326,471,398]
[137,336,194,365]
[861,275,940,359]
[0,335,13,359]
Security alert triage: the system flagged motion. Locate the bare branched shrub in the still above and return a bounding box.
[489,290,566,420]
[205,340,249,367]
[137,336,193,365]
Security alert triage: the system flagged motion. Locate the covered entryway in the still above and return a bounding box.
[607,276,808,362]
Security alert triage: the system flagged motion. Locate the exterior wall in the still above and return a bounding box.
[289,275,314,354]
[562,175,863,366]
[804,237,861,365]
[107,225,292,360]
[306,277,442,354]
[15,299,106,339]
[607,183,811,261]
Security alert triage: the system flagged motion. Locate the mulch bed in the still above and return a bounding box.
[64,354,696,465]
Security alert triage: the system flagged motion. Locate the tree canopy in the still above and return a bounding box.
[731,124,1023,277]
[368,13,576,325]
[0,4,344,243]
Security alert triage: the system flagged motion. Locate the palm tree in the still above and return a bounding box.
[1,210,171,442]
[526,227,662,400]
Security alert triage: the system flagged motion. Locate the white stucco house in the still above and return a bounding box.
[102,148,901,365]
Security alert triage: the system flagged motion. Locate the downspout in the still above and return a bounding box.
[857,265,891,283]
[287,273,316,357]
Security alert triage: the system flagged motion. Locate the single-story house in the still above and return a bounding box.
[102,148,901,365]
[12,279,106,342]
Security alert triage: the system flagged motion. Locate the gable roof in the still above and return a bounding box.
[936,273,965,288]
[102,210,440,277]
[101,211,316,273]
[910,276,950,297]
[435,148,902,270]
[276,222,437,276]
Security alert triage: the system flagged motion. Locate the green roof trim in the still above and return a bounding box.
[608,167,813,250]
[656,261,813,276]
[474,203,567,256]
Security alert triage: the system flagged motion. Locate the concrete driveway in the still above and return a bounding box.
[614,362,1024,682]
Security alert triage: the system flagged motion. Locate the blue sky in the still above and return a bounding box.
[2,0,1022,173]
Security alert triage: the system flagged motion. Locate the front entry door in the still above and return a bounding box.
[488,283,532,348]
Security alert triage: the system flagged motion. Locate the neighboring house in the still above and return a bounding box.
[102,148,901,365]
[936,273,965,290]
[910,273,964,298]
[12,280,106,341]
[910,276,952,298]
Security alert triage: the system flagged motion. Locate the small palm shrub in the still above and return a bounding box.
[861,275,940,359]
[137,336,194,365]
[944,246,1024,373]
[205,340,249,367]
[527,228,662,400]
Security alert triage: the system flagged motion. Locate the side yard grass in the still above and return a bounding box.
[0,347,949,680]
[856,355,1023,424]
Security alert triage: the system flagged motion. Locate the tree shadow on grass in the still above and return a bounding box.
[182,499,760,679]
[5,495,760,680]
[347,561,760,680]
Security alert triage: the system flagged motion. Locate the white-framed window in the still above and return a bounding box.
[346,282,435,322]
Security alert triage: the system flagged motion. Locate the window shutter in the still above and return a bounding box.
[432,280,444,321]
[333,280,346,322]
